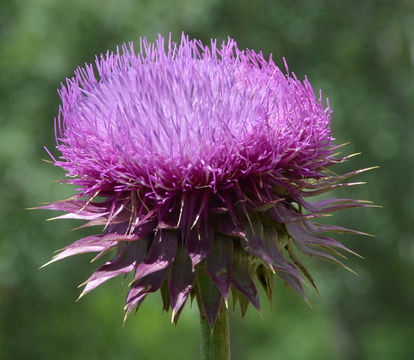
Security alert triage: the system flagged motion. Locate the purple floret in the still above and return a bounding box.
[56,34,332,195]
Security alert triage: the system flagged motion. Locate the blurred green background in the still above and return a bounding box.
[1,0,413,359]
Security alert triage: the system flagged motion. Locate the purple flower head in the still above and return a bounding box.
[40,33,373,327]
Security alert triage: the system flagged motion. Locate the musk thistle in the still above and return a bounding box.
[40,34,373,332]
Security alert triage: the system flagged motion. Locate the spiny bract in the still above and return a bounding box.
[40,33,373,328]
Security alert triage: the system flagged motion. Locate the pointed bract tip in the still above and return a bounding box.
[122,312,129,327]
[347,249,364,259]
[344,265,358,276]
[39,258,56,269]
[338,141,351,147]
[90,253,103,263]
[77,280,88,288]
[75,292,86,302]
[360,166,380,173]
[346,152,362,159]
[360,232,375,237]
[303,296,312,308]
[353,181,367,186]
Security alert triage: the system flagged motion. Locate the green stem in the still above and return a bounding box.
[200,303,231,360]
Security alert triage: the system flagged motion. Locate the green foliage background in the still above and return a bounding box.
[1,0,413,359]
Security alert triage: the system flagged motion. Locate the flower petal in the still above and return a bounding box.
[187,216,213,269]
[231,248,260,310]
[169,246,196,321]
[206,235,233,300]
[125,269,167,317]
[80,240,148,297]
[132,229,178,282]
[197,268,223,328]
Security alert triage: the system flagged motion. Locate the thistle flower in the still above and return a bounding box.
[40,33,373,328]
